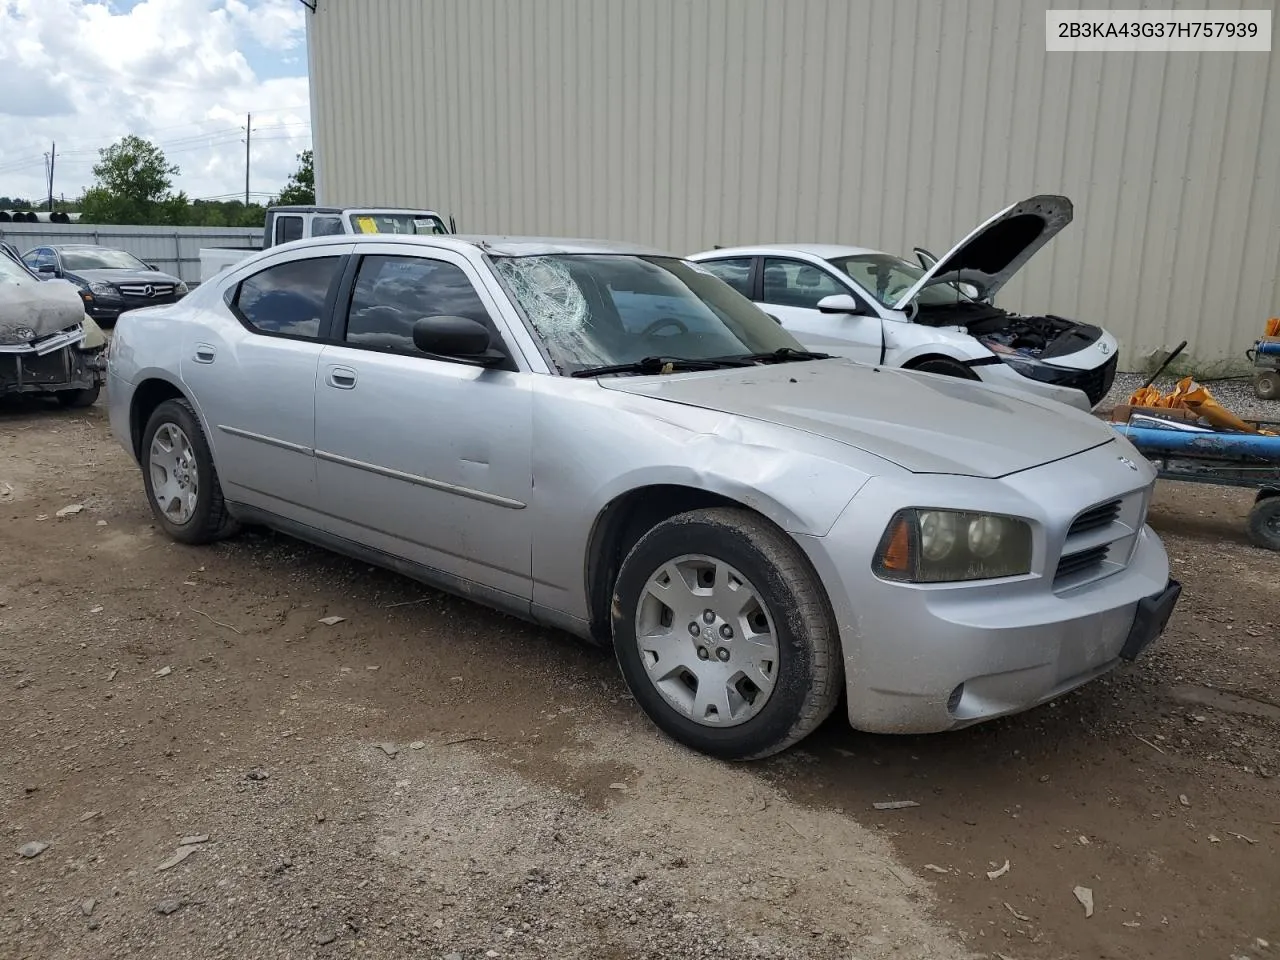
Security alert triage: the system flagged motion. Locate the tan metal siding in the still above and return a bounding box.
[308,0,1280,372]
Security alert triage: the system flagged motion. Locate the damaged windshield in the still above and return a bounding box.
[492,254,803,375]
[830,253,976,309]
[0,255,35,285]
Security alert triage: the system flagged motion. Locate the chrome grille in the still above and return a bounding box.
[117,283,176,298]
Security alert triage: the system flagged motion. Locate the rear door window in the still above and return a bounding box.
[233,256,342,338]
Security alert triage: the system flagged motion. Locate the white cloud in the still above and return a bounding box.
[225,0,304,51]
[0,0,310,205]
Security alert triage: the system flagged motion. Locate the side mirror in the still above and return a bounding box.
[146,263,159,271]
[914,247,938,270]
[37,263,57,275]
[412,315,506,366]
[816,293,864,315]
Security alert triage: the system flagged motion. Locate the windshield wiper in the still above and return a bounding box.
[710,347,832,365]
[570,355,754,379]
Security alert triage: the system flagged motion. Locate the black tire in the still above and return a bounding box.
[141,398,239,545]
[611,507,843,760]
[908,356,980,380]
[56,385,100,408]
[1255,371,1279,401]
[1247,495,1280,551]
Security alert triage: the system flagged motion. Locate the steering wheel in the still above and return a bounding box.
[641,316,689,337]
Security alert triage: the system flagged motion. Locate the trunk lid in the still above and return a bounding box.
[892,195,1073,310]
[599,359,1113,478]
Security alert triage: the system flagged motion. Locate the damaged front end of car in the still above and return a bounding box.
[971,313,1119,407]
[0,278,108,406]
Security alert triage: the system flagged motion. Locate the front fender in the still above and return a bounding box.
[528,382,884,622]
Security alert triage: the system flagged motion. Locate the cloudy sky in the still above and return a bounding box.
[0,0,310,206]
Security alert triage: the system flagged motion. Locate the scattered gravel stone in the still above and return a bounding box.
[156,899,182,916]
[81,898,96,917]
[17,841,48,859]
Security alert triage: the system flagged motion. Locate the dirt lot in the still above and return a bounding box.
[2,398,1278,960]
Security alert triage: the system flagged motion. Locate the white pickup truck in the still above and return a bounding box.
[198,205,455,284]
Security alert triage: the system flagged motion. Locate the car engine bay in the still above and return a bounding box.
[917,302,1104,361]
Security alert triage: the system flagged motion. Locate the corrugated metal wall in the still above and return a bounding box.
[0,223,262,284]
[307,0,1280,372]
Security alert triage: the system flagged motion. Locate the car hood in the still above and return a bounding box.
[892,195,1073,310]
[598,359,1113,478]
[0,278,86,342]
[72,268,182,285]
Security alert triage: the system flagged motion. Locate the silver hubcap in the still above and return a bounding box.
[635,554,779,727]
[149,423,198,525]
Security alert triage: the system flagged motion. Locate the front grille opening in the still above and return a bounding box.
[1068,499,1122,537]
[1055,544,1108,582]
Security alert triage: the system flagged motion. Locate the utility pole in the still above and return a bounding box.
[44,142,56,211]
[244,114,251,207]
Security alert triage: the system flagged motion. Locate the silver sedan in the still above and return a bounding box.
[106,235,1180,759]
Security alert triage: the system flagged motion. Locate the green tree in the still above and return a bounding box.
[275,149,315,206]
[79,135,180,224]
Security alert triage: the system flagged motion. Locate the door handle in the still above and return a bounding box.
[193,343,216,363]
[326,365,357,389]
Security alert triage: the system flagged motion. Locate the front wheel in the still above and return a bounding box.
[611,508,843,760]
[141,398,239,544]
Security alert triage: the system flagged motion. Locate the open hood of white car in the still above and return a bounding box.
[891,195,1073,310]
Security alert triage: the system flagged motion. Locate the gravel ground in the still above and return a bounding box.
[2,398,1277,960]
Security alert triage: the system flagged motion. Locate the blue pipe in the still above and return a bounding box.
[1112,423,1280,461]
[1257,340,1280,357]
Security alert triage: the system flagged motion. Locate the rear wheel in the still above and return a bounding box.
[56,385,100,408]
[611,508,842,760]
[141,398,239,544]
[1247,494,1280,551]
[908,357,979,380]
[1254,371,1279,401]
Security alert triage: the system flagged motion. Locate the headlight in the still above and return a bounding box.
[88,281,115,297]
[873,508,1033,583]
[980,338,1067,383]
[175,281,189,295]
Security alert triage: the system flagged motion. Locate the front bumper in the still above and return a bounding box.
[975,355,1119,411]
[798,443,1176,734]
[81,293,182,322]
[0,341,105,395]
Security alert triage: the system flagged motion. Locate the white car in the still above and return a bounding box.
[689,196,1119,410]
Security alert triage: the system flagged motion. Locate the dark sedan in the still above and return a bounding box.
[22,244,188,324]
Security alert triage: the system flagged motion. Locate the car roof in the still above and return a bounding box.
[48,243,114,250]
[276,234,673,257]
[691,243,886,260]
